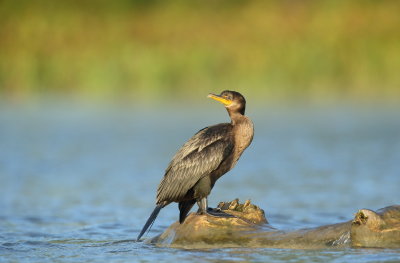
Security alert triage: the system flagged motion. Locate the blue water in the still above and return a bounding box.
[1,103,399,262]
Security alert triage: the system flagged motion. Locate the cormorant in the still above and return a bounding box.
[137,90,254,241]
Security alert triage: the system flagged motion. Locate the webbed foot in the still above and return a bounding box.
[197,197,236,218]
[206,207,236,218]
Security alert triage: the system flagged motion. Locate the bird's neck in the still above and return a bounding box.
[229,111,254,164]
[228,110,254,145]
[228,110,246,126]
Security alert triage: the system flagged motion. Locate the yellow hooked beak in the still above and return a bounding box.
[207,93,232,106]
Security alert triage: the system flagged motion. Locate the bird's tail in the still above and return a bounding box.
[178,199,196,223]
[137,204,163,241]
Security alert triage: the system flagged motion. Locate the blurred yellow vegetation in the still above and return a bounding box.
[0,0,399,105]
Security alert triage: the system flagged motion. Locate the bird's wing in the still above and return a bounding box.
[156,123,233,203]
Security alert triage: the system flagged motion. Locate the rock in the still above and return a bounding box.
[148,199,400,249]
[351,205,400,248]
[150,199,271,248]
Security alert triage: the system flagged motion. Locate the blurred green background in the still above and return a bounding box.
[1,0,399,106]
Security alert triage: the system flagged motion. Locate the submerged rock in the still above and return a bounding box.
[148,199,400,249]
[351,205,400,248]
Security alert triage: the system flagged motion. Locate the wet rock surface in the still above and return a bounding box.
[150,200,400,249]
[351,205,400,248]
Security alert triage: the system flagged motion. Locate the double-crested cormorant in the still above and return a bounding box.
[137,90,254,241]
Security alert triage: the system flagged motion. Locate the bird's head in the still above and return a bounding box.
[208,90,246,115]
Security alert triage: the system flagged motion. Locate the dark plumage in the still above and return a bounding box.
[137,90,254,241]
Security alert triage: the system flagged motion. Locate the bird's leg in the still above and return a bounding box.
[197,197,208,214]
[197,197,235,218]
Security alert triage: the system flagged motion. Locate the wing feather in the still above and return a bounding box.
[156,123,233,203]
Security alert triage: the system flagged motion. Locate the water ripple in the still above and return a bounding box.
[1,106,399,262]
